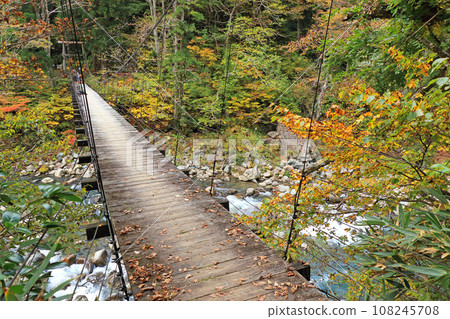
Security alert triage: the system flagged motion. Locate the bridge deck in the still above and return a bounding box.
[84,86,325,301]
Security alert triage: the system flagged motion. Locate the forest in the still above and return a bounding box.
[0,0,449,301]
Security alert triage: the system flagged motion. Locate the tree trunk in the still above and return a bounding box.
[315,73,329,120]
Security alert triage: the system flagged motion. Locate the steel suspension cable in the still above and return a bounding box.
[65,0,130,300]
[284,0,334,261]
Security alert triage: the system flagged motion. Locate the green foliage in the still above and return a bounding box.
[351,189,449,300]
[0,172,91,301]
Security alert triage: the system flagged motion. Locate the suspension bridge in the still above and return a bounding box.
[73,84,325,301]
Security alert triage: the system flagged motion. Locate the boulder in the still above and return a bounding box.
[88,249,108,267]
[239,167,260,181]
[245,188,255,197]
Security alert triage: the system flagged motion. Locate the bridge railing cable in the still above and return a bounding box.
[62,0,130,300]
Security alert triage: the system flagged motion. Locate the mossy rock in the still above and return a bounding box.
[38,165,50,174]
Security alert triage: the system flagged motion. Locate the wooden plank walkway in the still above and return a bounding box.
[84,86,326,301]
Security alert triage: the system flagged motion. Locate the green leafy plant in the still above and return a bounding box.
[349,188,449,300]
[0,171,87,301]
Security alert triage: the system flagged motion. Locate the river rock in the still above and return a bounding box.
[106,271,121,289]
[60,158,67,168]
[262,171,272,178]
[106,294,123,301]
[54,168,64,178]
[327,193,341,203]
[205,186,215,195]
[38,165,50,174]
[267,131,279,139]
[277,185,290,193]
[245,188,255,196]
[86,272,105,284]
[41,177,54,184]
[61,254,77,266]
[74,295,89,301]
[76,258,86,265]
[287,159,300,167]
[239,167,260,181]
[26,165,35,173]
[223,165,231,174]
[66,178,78,185]
[282,176,290,183]
[88,249,108,267]
[82,170,93,179]
[26,251,45,266]
[87,261,95,274]
[205,169,213,177]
